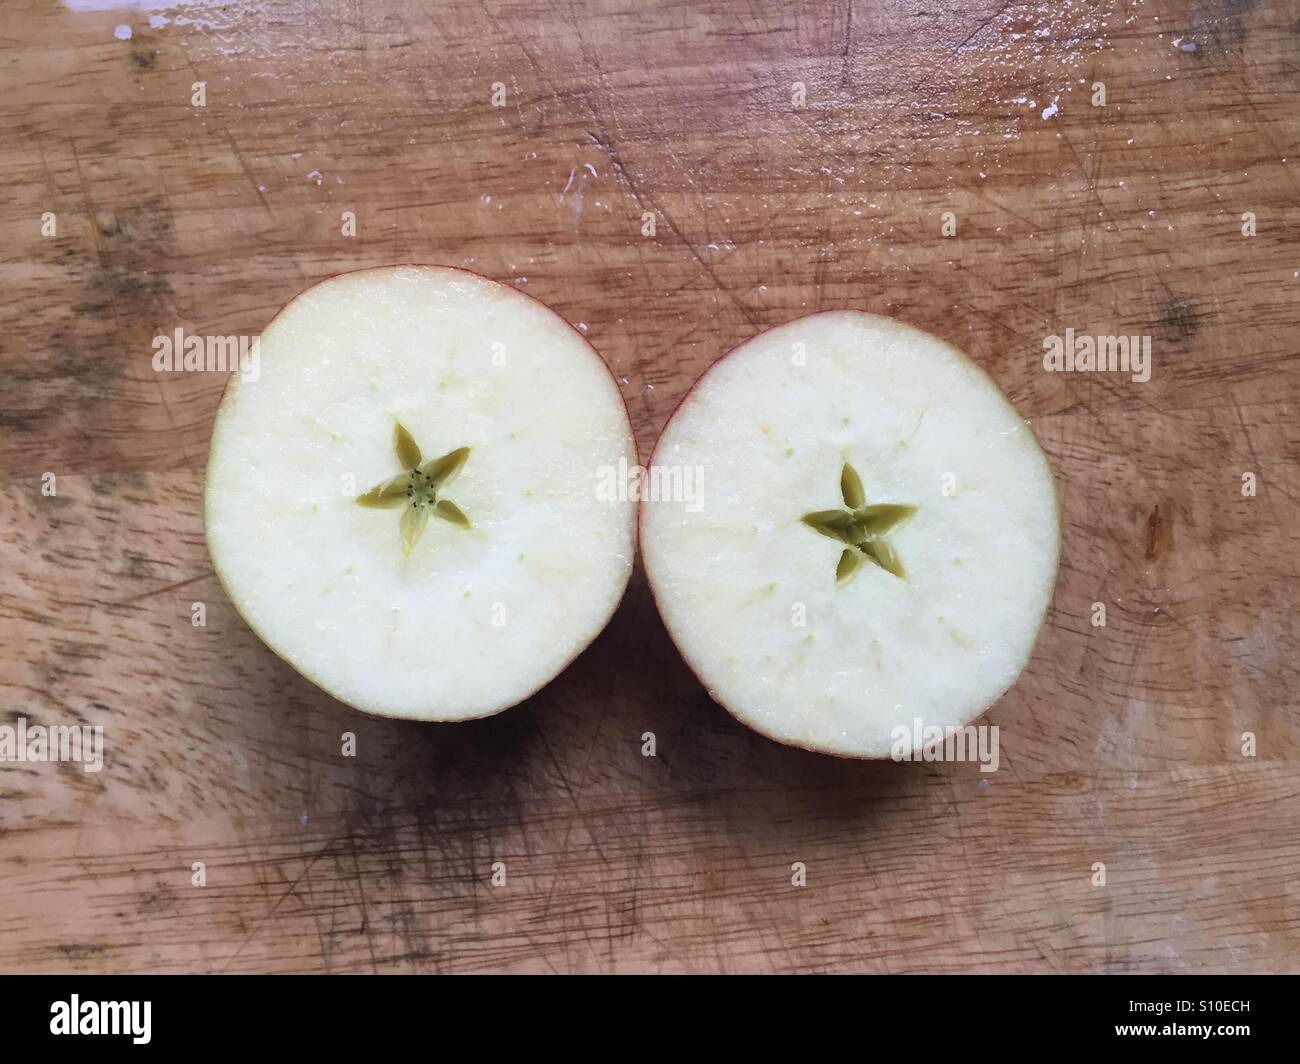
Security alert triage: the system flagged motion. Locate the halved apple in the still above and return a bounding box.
[640,311,1059,759]
[205,266,637,721]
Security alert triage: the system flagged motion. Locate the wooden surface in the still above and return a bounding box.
[1,0,1297,974]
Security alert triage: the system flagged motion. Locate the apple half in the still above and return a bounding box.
[639,311,1059,759]
[205,266,637,721]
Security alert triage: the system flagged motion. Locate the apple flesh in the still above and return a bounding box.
[205,266,637,721]
[640,311,1059,759]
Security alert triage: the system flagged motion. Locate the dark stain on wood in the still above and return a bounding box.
[128,46,158,71]
[1145,503,1174,561]
[1154,290,1201,343]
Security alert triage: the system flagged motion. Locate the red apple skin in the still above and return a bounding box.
[204,264,639,723]
[637,310,1061,761]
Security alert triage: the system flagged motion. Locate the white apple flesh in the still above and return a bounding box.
[640,311,1059,759]
[205,266,637,721]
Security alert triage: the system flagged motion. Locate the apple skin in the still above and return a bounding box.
[204,264,639,723]
[638,309,1062,761]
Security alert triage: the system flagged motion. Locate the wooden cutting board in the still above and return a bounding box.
[1,0,1296,973]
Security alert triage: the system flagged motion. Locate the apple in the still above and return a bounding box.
[205,265,637,721]
[639,311,1060,759]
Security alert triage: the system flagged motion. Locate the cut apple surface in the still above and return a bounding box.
[205,266,637,721]
[640,311,1059,759]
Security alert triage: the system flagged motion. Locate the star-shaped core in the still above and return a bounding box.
[356,421,471,556]
[801,462,917,584]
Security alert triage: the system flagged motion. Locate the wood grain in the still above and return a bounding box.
[0,0,1296,973]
